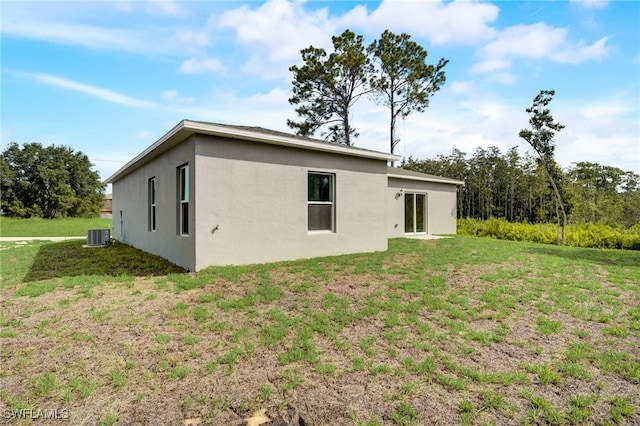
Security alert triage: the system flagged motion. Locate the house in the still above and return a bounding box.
[101,193,112,218]
[106,120,463,271]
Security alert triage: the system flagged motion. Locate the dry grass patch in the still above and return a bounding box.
[1,237,638,425]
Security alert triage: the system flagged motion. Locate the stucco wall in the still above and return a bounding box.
[387,177,458,237]
[193,135,389,270]
[111,136,196,270]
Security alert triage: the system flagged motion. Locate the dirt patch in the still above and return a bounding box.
[2,244,639,425]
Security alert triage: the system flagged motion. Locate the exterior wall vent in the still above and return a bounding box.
[87,229,111,246]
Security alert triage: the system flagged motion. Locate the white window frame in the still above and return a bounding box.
[148,177,156,232]
[404,192,427,234]
[308,172,335,233]
[178,164,189,236]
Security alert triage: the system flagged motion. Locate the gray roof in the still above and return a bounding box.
[387,167,465,185]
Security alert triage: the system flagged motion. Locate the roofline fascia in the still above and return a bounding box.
[106,120,401,183]
[183,120,401,161]
[387,172,465,186]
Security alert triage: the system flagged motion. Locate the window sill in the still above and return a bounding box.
[308,230,335,235]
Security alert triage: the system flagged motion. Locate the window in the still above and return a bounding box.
[404,193,426,234]
[308,172,334,231]
[178,164,189,236]
[148,177,156,232]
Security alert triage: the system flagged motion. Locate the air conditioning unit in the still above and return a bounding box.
[87,229,110,246]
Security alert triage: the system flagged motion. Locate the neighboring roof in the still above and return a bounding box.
[387,167,465,186]
[106,120,401,183]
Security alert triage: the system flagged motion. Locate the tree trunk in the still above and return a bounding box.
[547,171,567,245]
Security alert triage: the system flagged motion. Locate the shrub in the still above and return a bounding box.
[457,218,639,250]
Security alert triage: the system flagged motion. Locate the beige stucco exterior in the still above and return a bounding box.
[387,175,460,237]
[111,135,196,269]
[193,135,389,270]
[108,120,462,271]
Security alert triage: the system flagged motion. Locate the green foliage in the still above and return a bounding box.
[288,29,448,149]
[288,29,368,145]
[33,371,57,398]
[609,395,636,422]
[109,367,127,388]
[1,142,105,218]
[403,147,640,230]
[520,90,568,244]
[368,30,448,154]
[392,401,420,426]
[458,218,640,250]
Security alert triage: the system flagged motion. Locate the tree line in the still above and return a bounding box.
[1,142,105,218]
[402,147,640,229]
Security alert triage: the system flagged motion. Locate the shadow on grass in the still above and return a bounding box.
[24,240,187,282]
[525,244,640,268]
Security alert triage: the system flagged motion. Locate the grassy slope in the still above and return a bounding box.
[0,237,638,425]
[0,217,112,237]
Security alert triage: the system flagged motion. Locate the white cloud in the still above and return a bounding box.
[449,81,473,95]
[352,0,499,46]
[1,2,204,55]
[216,0,336,70]
[471,59,512,73]
[180,58,224,74]
[137,131,154,139]
[570,0,609,9]
[461,101,508,122]
[2,19,149,53]
[145,0,180,17]
[27,73,156,108]
[473,22,609,79]
[246,88,291,106]
[551,37,608,64]
[174,29,209,47]
[480,23,608,62]
[579,100,634,119]
[162,89,195,103]
[212,0,498,82]
[163,90,179,101]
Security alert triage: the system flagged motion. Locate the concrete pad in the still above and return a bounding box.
[404,234,451,240]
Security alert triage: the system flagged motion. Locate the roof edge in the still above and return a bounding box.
[387,169,465,186]
[105,120,188,183]
[182,120,400,161]
[106,120,401,183]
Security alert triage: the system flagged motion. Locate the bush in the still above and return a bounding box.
[457,218,640,250]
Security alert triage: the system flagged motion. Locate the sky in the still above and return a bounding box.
[2,0,639,187]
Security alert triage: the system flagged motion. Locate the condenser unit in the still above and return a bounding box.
[86,229,110,246]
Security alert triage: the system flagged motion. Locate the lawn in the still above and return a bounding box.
[0,236,638,425]
[0,217,112,238]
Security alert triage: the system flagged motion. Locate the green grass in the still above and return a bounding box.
[0,216,112,237]
[0,239,186,287]
[0,235,638,425]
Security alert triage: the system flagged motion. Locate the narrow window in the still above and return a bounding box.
[148,177,156,232]
[404,193,414,233]
[416,193,426,233]
[178,164,189,236]
[308,172,334,232]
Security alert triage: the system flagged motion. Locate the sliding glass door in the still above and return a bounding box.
[404,193,427,234]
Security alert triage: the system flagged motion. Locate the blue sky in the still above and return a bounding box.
[2,0,639,185]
